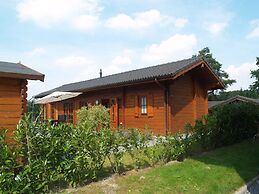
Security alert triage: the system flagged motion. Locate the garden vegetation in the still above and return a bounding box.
[0,103,258,193]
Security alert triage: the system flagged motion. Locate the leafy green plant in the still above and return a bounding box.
[77,105,110,130]
[143,142,163,166]
[125,128,150,169]
[106,130,127,174]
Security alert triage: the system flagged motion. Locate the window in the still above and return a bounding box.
[141,96,147,114]
[63,102,74,123]
[51,104,55,119]
[43,104,47,120]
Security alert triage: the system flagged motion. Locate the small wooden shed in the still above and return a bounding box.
[0,61,44,141]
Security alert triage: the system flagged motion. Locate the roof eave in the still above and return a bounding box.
[0,72,45,81]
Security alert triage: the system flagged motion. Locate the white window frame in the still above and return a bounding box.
[141,96,147,114]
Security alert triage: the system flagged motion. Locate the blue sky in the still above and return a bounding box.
[0,0,259,98]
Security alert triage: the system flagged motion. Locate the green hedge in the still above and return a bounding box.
[191,103,259,150]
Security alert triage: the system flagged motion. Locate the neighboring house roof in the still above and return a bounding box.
[0,61,44,81]
[209,95,259,109]
[208,101,224,109]
[35,92,82,104]
[35,57,224,98]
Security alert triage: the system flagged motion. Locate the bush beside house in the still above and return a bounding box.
[0,103,258,193]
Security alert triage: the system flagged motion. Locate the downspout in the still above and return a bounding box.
[165,84,169,135]
[122,87,126,128]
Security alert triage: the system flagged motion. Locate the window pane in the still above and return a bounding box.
[141,96,147,114]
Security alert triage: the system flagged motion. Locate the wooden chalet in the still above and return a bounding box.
[35,57,224,134]
[0,61,44,141]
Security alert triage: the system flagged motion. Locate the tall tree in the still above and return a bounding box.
[193,47,236,89]
[250,57,259,92]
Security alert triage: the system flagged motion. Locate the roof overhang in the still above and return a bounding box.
[0,72,45,81]
[171,59,225,90]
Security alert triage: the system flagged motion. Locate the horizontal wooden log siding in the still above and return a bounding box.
[124,83,165,134]
[43,70,209,135]
[0,77,27,142]
[169,72,208,133]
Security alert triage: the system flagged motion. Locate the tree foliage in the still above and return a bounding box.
[193,47,236,89]
[250,57,259,92]
[208,89,259,101]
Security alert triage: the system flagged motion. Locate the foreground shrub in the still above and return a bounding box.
[159,134,188,163]
[106,130,127,174]
[125,128,151,169]
[0,105,192,193]
[0,129,19,192]
[77,105,110,130]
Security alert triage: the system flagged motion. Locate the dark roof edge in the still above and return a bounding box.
[200,58,225,89]
[0,71,45,81]
[19,62,45,81]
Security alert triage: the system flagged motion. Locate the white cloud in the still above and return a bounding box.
[112,56,132,67]
[225,62,257,90]
[246,19,259,39]
[16,0,101,31]
[72,15,99,31]
[26,47,46,57]
[105,9,166,30]
[106,49,134,74]
[174,18,188,28]
[142,34,197,64]
[106,10,188,31]
[206,22,228,36]
[55,55,95,68]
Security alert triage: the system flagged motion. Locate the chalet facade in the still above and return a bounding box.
[35,57,224,134]
[0,61,44,141]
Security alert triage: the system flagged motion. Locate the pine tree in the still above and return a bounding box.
[193,47,236,89]
[250,57,259,92]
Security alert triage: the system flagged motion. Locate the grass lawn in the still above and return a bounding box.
[64,139,259,194]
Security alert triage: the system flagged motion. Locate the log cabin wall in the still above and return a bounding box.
[169,74,194,133]
[45,82,166,134]
[169,72,208,133]
[0,77,28,142]
[123,83,166,134]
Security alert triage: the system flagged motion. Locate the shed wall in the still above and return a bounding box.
[0,77,27,142]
